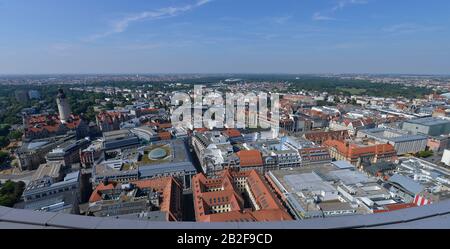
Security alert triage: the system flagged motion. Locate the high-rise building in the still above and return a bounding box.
[56,89,72,124]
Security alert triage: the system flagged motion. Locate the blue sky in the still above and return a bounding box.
[1,0,449,74]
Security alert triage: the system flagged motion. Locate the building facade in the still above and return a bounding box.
[323,140,397,167]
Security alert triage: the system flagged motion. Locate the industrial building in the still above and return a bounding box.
[357,127,428,155]
[266,163,400,220]
[402,117,450,136]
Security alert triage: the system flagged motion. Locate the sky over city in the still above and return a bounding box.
[0,0,449,74]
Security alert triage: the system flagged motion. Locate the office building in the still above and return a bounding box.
[324,139,397,167]
[46,138,91,167]
[192,131,236,175]
[357,128,427,155]
[22,170,80,214]
[387,157,450,205]
[102,130,140,153]
[266,163,397,219]
[402,117,450,136]
[93,139,196,190]
[16,134,76,171]
[87,177,182,221]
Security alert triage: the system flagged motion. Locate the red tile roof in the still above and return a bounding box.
[25,114,82,137]
[192,169,292,222]
[222,129,242,138]
[195,128,209,133]
[158,123,172,129]
[89,182,117,203]
[237,150,263,167]
[323,139,396,160]
[89,177,182,221]
[158,131,172,140]
[304,130,350,144]
[374,203,417,213]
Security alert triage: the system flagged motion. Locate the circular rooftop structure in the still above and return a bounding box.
[148,147,168,160]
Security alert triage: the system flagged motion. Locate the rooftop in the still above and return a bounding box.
[236,150,263,167]
[389,174,424,195]
[405,117,450,126]
[360,127,428,143]
[192,169,292,222]
[31,162,62,182]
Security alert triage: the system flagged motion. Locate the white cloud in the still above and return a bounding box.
[48,43,76,56]
[196,0,212,6]
[119,40,195,50]
[313,0,369,21]
[272,15,292,24]
[312,12,335,21]
[85,0,212,41]
[382,23,442,34]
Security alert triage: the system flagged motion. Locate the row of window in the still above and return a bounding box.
[27,184,77,200]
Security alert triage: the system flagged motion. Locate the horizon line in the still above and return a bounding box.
[1,72,450,77]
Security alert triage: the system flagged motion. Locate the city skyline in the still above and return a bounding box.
[1,0,450,75]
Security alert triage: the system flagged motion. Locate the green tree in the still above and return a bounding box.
[105,102,115,110]
[417,150,433,158]
[8,130,23,140]
[0,124,11,136]
[0,180,25,207]
[0,136,9,148]
[0,151,9,164]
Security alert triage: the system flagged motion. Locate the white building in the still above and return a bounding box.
[441,149,450,166]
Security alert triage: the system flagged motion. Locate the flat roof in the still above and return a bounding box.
[284,172,336,193]
[360,128,428,142]
[326,169,373,185]
[331,160,355,170]
[389,174,424,195]
[318,202,354,212]
[405,117,450,126]
[31,163,61,181]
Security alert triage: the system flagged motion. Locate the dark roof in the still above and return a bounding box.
[363,162,397,175]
